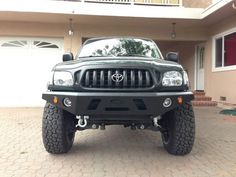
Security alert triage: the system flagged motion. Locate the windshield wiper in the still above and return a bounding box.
[79,55,105,58]
[79,54,150,58]
[117,54,148,57]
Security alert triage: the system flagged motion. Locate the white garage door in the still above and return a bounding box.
[0,37,64,107]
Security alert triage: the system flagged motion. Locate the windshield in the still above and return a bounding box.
[79,38,162,59]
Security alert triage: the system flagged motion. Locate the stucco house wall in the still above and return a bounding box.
[204,14,236,104]
[0,21,208,54]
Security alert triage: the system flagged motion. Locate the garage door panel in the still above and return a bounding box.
[0,37,63,107]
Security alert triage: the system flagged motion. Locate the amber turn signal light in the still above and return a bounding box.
[177,97,183,104]
[53,96,59,104]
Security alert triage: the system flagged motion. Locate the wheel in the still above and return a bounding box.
[160,102,195,155]
[42,103,76,154]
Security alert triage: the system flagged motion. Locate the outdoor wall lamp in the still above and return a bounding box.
[171,22,176,39]
[68,18,74,36]
[68,18,74,52]
[233,2,236,9]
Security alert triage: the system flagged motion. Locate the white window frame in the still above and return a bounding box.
[212,26,236,72]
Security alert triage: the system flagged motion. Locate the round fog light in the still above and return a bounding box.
[63,98,72,107]
[163,98,172,108]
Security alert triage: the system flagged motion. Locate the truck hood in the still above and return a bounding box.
[54,57,183,70]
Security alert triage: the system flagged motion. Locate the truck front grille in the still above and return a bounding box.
[81,69,154,89]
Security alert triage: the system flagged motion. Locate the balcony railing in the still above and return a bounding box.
[63,0,182,6]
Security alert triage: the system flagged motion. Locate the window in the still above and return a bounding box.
[213,29,236,71]
[224,32,236,66]
[79,38,161,59]
[33,41,59,49]
[199,47,204,69]
[215,38,222,67]
[1,40,27,48]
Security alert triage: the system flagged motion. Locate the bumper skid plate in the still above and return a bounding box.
[42,91,194,116]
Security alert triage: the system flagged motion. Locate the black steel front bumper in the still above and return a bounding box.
[42,91,194,116]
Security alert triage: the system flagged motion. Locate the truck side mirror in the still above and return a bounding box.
[165,52,179,63]
[63,52,74,62]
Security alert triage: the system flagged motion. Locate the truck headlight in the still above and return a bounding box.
[47,71,54,88]
[162,71,183,86]
[183,70,189,87]
[53,71,73,86]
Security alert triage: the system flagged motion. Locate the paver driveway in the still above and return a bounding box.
[0,107,236,177]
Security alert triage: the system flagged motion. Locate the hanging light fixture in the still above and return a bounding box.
[68,18,74,52]
[68,18,74,36]
[171,22,176,39]
[233,2,236,9]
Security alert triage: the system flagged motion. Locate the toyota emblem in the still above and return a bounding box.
[111,73,124,83]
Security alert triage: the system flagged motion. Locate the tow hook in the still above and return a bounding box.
[152,116,165,132]
[153,116,161,128]
[76,115,89,128]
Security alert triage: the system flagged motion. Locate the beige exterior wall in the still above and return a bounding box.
[76,23,207,45]
[182,0,212,8]
[0,21,207,54]
[204,14,236,104]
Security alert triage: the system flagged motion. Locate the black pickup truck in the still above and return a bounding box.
[42,37,195,155]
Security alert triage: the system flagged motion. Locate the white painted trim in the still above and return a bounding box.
[0,0,232,21]
[222,35,225,67]
[201,0,233,18]
[212,65,236,72]
[212,26,236,72]
[213,26,236,38]
[194,45,197,90]
[212,36,216,71]
[0,0,203,20]
[194,43,205,90]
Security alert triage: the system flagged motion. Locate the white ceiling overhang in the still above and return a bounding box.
[0,0,235,26]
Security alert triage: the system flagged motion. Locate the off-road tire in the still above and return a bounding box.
[42,103,76,154]
[161,102,195,155]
